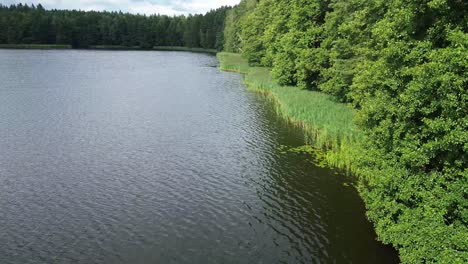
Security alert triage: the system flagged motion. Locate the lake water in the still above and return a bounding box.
[0,50,398,263]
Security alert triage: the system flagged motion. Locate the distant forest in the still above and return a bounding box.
[0,3,230,50]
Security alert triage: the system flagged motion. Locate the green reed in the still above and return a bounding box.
[218,52,364,171]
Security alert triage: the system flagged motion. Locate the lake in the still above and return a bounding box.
[0,50,398,263]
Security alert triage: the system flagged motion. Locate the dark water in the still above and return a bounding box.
[0,50,398,264]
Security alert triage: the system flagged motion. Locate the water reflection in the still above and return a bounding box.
[0,49,397,264]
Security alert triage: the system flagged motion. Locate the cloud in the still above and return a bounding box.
[3,0,241,15]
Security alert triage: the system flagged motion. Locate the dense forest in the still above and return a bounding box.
[0,3,229,50]
[224,0,467,263]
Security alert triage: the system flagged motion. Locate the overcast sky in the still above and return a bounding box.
[2,0,241,15]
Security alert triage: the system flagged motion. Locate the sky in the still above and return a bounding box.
[2,0,241,15]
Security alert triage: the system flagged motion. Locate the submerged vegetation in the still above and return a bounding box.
[222,0,467,263]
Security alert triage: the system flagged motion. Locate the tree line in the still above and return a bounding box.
[224,0,467,263]
[0,3,230,50]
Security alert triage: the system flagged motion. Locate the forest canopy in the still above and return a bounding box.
[0,3,230,50]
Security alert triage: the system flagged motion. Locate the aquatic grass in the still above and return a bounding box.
[217,52,251,73]
[218,52,364,171]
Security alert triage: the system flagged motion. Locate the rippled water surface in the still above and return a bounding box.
[0,50,398,263]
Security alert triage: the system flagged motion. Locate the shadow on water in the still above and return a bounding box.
[241,91,400,263]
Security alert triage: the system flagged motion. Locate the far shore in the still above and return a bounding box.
[0,44,217,54]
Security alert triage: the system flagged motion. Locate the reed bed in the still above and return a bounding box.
[218,52,364,171]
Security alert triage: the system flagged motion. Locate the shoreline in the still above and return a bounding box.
[0,44,72,49]
[0,44,217,54]
[217,52,362,171]
[217,52,401,258]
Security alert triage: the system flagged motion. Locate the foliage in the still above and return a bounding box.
[223,0,257,53]
[224,0,468,262]
[0,3,230,50]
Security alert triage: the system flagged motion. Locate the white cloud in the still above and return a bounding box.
[3,0,241,15]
